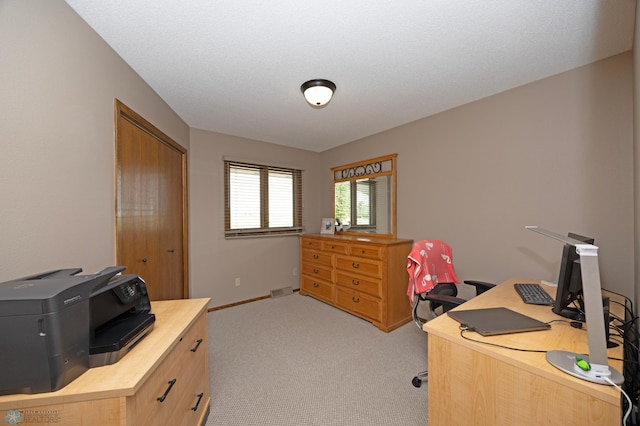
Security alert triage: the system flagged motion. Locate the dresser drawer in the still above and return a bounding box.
[335,255,382,278]
[322,241,349,254]
[302,262,333,282]
[301,275,335,303]
[336,272,382,298]
[336,288,381,322]
[300,238,322,250]
[349,244,383,259]
[301,248,332,267]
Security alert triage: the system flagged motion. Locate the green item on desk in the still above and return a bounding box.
[575,355,591,371]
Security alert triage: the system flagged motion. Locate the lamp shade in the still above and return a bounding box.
[301,79,336,107]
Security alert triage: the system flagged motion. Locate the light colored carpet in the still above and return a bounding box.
[206,293,429,426]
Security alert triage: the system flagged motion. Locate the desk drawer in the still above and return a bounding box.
[301,249,332,267]
[335,255,382,278]
[168,347,208,426]
[134,349,181,426]
[134,313,208,426]
[302,263,333,282]
[301,276,334,303]
[336,272,382,298]
[336,288,381,322]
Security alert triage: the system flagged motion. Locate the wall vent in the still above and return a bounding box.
[270,286,294,298]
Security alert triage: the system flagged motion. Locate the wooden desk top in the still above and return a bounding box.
[0,298,210,410]
[423,277,624,406]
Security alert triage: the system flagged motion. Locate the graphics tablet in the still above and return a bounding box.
[447,307,551,336]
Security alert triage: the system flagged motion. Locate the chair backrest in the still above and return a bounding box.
[406,240,459,302]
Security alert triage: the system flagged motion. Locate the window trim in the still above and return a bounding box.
[224,160,303,238]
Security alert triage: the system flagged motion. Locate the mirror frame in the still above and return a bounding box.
[331,153,397,238]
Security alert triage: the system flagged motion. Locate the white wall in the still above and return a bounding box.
[0,0,188,279]
[188,129,323,307]
[320,52,635,297]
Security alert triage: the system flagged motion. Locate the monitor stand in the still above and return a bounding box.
[554,306,585,322]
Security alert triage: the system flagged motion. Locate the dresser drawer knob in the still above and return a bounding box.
[313,254,319,259]
[191,393,204,411]
[352,279,360,286]
[313,268,319,273]
[157,378,177,402]
[352,297,360,303]
[313,282,319,288]
[351,262,360,269]
[190,338,203,353]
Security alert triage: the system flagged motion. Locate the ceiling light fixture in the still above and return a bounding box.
[300,79,336,108]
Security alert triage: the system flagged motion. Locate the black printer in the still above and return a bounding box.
[0,266,155,395]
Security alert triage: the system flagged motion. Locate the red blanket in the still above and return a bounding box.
[406,240,459,303]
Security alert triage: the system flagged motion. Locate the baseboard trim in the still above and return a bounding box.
[208,288,300,312]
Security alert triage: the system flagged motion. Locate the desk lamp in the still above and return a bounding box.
[526,226,623,385]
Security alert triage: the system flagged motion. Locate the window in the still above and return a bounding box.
[334,179,376,230]
[224,160,303,237]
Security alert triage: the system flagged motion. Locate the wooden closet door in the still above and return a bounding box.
[116,101,187,300]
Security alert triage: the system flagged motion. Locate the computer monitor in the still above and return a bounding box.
[552,232,594,321]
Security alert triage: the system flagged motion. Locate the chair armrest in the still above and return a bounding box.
[463,280,496,295]
[424,294,466,313]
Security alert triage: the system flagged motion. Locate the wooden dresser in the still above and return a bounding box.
[0,298,210,426]
[299,234,413,332]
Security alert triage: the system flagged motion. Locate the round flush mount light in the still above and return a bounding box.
[300,79,336,108]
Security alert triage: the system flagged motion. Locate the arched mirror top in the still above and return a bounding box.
[332,153,397,238]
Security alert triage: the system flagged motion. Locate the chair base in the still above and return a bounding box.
[412,370,428,388]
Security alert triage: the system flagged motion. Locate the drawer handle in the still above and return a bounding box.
[361,250,365,254]
[351,262,360,269]
[352,279,360,286]
[313,268,319,273]
[313,282,319,288]
[190,338,203,353]
[157,378,177,402]
[191,393,204,411]
[331,245,335,249]
[352,296,360,303]
[313,254,319,259]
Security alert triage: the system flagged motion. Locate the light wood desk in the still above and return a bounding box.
[423,277,623,425]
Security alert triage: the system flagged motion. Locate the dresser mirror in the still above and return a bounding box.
[332,153,397,238]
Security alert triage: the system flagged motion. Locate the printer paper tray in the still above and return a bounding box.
[90,313,155,367]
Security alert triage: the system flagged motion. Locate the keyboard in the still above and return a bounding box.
[514,283,555,305]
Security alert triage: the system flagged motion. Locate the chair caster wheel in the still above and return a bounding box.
[412,376,422,388]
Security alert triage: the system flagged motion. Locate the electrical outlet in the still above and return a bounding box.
[235,278,241,287]
[292,268,298,277]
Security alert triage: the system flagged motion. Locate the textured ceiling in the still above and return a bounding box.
[64,0,635,152]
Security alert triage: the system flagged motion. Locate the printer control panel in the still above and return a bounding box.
[114,280,139,304]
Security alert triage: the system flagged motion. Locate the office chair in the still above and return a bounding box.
[406,240,495,388]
